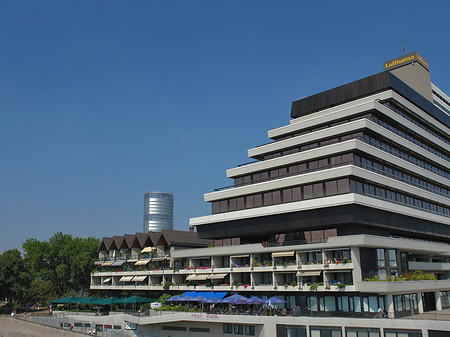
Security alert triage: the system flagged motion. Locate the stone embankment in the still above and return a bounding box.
[0,316,85,337]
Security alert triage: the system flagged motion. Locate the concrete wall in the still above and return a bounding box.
[0,316,85,337]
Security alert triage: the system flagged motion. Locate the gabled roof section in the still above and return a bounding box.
[136,233,148,248]
[149,232,161,246]
[97,230,211,252]
[97,237,112,252]
[124,234,135,249]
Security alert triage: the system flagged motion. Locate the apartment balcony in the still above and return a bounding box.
[408,261,450,272]
[212,285,232,291]
[357,279,450,293]
[231,266,251,273]
[274,264,298,272]
[212,267,231,273]
[253,285,274,291]
[253,265,274,272]
[326,262,353,270]
[300,263,324,270]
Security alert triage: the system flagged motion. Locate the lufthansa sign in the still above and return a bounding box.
[384,51,429,71]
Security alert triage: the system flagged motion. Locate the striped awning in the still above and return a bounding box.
[207,273,228,280]
[119,276,134,282]
[132,276,147,282]
[102,278,112,283]
[272,251,295,258]
[297,271,322,277]
[134,260,151,266]
[230,255,249,258]
[186,274,209,281]
[141,247,156,253]
[101,261,114,266]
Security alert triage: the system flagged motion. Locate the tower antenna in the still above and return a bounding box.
[402,37,406,55]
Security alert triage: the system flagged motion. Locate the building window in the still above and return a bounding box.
[287,326,307,337]
[377,249,385,267]
[223,324,232,334]
[245,325,255,335]
[388,250,397,267]
[234,324,244,335]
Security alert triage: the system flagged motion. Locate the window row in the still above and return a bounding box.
[350,179,450,217]
[363,133,450,180]
[223,324,255,335]
[354,154,450,199]
[235,153,354,187]
[384,100,450,147]
[212,178,351,214]
[372,114,450,164]
[285,327,421,337]
[263,131,364,160]
[273,113,372,143]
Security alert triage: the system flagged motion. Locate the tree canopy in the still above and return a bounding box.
[0,232,99,305]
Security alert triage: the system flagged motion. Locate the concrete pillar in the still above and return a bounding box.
[350,247,362,284]
[417,292,424,313]
[435,291,442,311]
[386,294,395,318]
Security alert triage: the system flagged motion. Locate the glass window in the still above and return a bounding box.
[292,187,302,201]
[326,181,338,196]
[245,195,254,209]
[245,325,255,336]
[388,250,397,267]
[310,330,321,337]
[224,324,233,334]
[347,332,357,337]
[283,189,292,202]
[310,296,318,311]
[313,183,324,198]
[237,197,245,210]
[377,249,385,267]
[303,185,313,199]
[234,324,244,335]
[254,194,262,207]
[273,191,281,204]
[263,193,272,206]
[378,269,386,281]
[337,179,350,193]
[229,198,237,211]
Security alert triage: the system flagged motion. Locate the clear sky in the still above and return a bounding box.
[1,1,449,252]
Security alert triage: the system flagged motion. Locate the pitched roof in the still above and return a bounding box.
[97,230,211,252]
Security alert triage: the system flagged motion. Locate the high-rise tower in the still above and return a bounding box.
[143,191,173,232]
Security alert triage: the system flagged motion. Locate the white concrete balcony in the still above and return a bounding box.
[300,263,324,270]
[212,267,232,273]
[212,285,232,291]
[171,285,196,291]
[252,265,274,272]
[274,264,298,271]
[253,285,275,291]
[231,266,251,273]
[326,262,354,270]
[408,261,450,271]
[357,279,450,294]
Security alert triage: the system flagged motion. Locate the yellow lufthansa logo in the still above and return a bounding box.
[384,55,415,70]
[384,51,429,71]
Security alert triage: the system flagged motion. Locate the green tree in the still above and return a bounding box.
[23,232,99,298]
[0,249,29,302]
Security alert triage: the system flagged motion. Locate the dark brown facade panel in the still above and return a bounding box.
[196,204,450,243]
[290,71,450,129]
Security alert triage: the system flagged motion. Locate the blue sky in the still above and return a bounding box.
[1,1,449,252]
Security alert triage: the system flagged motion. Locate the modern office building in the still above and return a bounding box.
[91,52,450,336]
[143,191,174,232]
